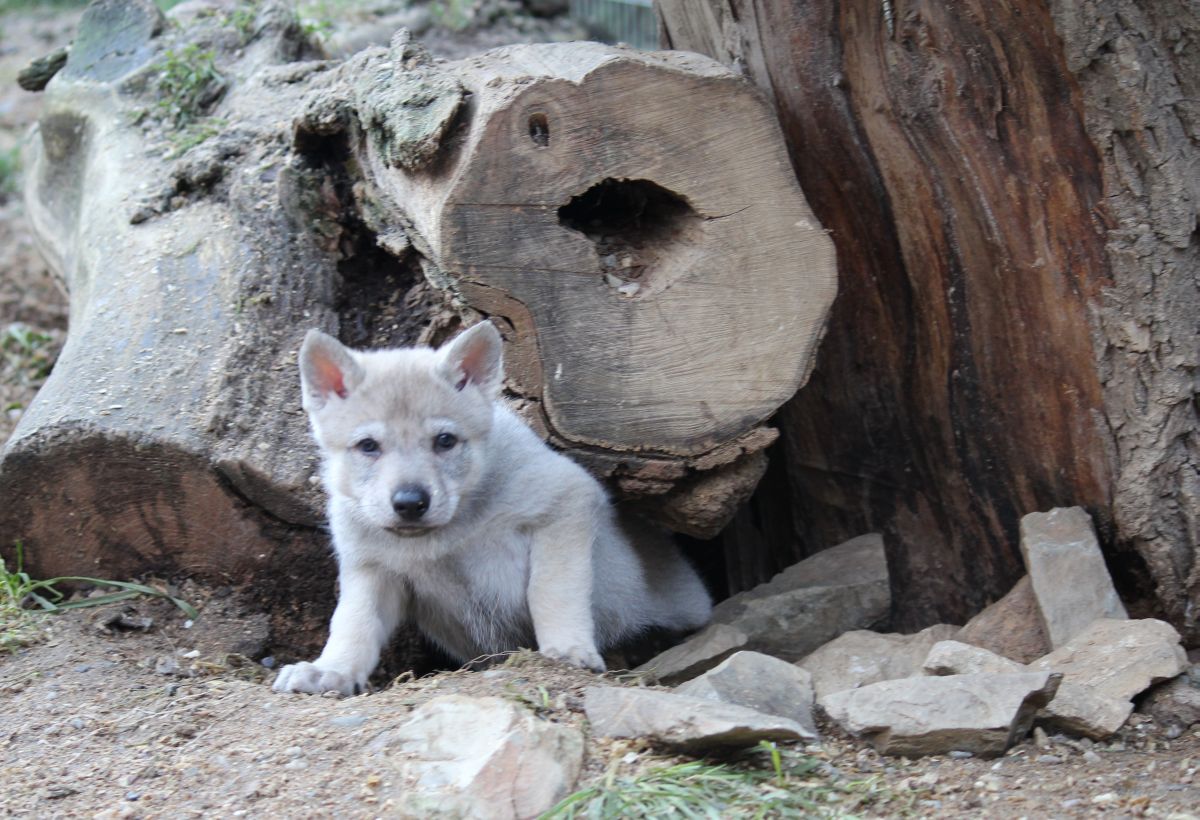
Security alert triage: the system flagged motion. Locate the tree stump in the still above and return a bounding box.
[0,0,836,636]
[658,0,1200,645]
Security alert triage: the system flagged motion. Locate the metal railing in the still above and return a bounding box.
[569,0,659,50]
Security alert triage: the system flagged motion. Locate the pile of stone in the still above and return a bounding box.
[622,506,1194,758]
[331,507,1197,817]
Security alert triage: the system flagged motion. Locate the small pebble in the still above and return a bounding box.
[1061,799,1081,809]
[181,649,200,659]
[124,792,140,802]
[948,750,974,759]
[69,717,85,730]
[329,715,366,729]
[1037,755,1063,765]
[1091,792,1117,804]
[1083,750,1102,764]
[260,656,276,669]
[1165,724,1184,740]
[285,746,304,758]
[74,664,92,673]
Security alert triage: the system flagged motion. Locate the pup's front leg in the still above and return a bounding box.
[527,495,605,672]
[273,563,406,696]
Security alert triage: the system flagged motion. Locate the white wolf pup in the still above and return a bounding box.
[273,322,712,695]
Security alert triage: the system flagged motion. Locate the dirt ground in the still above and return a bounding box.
[1,596,1198,818]
[1,3,1198,818]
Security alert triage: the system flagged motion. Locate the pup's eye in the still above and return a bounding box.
[433,432,458,452]
[354,438,381,455]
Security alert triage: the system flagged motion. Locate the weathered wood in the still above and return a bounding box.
[656,0,1200,639]
[0,0,837,602]
[305,37,836,463]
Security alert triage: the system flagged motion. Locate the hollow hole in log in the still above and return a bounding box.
[557,178,703,298]
[528,112,549,147]
[335,226,445,351]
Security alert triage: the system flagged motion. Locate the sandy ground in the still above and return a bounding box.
[1,597,1198,818]
[0,3,1198,818]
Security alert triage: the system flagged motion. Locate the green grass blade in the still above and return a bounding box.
[40,576,200,619]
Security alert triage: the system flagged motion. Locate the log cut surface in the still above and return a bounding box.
[343,41,836,457]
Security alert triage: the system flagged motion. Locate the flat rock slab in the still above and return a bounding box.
[638,533,890,682]
[923,640,1132,739]
[821,672,1061,758]
[584,686,814,752]
[798,624,959,700]
[675,650,816,734]
[633,623,749,685]
[383,695,583,819]
[1020,507,1127,648]
[955,575,1050,663]
[1039,681,1134,739]
[1031,618,1188,701]
[923,640,1024,676]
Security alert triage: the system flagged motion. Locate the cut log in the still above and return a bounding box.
[305,35,836,465]
[0,0,836,626]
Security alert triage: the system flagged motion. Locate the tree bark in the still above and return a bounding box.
[659,0,1199,644]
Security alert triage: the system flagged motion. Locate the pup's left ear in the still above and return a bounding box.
[438,321,504,396]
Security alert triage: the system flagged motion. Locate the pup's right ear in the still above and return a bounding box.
[299,330,363,412]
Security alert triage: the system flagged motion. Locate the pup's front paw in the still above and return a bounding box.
[272,661,364,696]
[539,643,606,673]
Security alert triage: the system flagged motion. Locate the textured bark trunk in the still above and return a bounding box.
[659,0,1198,644]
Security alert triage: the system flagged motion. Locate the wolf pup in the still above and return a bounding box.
[273,322,712,695]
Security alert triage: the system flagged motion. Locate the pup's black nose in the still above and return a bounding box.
[392,486,431,521]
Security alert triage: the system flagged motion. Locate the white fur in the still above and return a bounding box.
[273,323,712,695]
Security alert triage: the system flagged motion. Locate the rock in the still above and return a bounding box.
[923,640,1024,675]
[798,624,959,700]
[922,640,1133,740]
[1019,507,1127,648]
[153,656,181,676]
[61,0,165,84]
[1031,618,1188,700]
[634,624,749,685]
[1038,682,1133,740]
[820,672,1061,757]
[955,576,1051,663]
[675,651,816,734]
[383,695,583,819]
[639,534,890,682]
[1139,665,1200,730]
[584,686,814,751]
[17,46,69,92]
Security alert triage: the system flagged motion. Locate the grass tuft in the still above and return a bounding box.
[1,542,199,653]
[2,322,58,391]
[0,145,20,200]
[154,43,224,129]
[543,742,918,819]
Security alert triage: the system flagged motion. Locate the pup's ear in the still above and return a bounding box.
[438,322,504,396]
[299,330,363,411]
